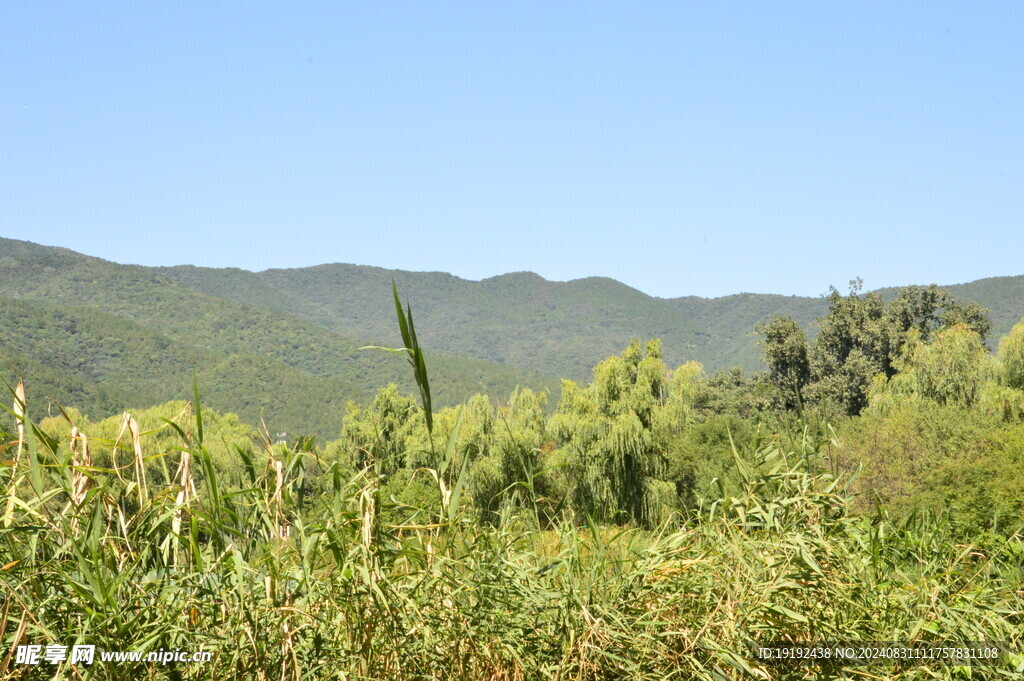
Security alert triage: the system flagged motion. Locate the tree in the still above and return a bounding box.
[997,319,1024,391]
[980,319,1024,420]
[332,384,420,476]
[795,280,991,415]
[550,339,681,526]
[757,316,810,409]
[462,387,551,522]
[891,325,994,407]
[884,284,990,353]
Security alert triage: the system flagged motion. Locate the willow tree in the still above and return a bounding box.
[998,319,1024,391]
[868,324,995,410]
[443,388,551,521]
[901,325,994,406]
[550,339,685,526]
[980,319,1024,419]
[330,384,421,475]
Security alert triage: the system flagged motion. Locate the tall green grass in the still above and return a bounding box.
[1,297,1021,680]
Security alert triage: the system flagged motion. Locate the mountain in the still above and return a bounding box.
[2,237,1022,436]
[0,239,560,438]
[156,263,717,381]
[0,297,358,438]
[156,262,1024,379]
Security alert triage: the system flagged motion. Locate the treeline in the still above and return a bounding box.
[758,280,991,415]
[32,282,1024,541]
[310,281,1020,536]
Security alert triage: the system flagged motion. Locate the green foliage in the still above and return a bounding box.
[666,413,755,508]
[839,396,1024,535]
[766,280,993,415]
[3,238,1022,434]
[330,382,554,524]
[874,325,996,408]
[159,252,1024,382]
[998,318,1024,390]
[3,386,1021,680]
[887,282,991,340]
[169,262,799,379]
[550,340,694,526]
[926,423,1024,536]
[690,365,774,419]
[980,382,1024,421]
[330,384,421,475]
[902,325,994,406]
[421,390,553,522]
[841,319,1024,536]
[166,255,1024,381]
[0,242,561,439]
[391,279,434,434]
[37,400,258,484]
[3,278,1024,679]
[917,272,1024,341]
[757,315,810,408]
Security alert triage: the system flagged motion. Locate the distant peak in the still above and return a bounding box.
[481,271,546,282]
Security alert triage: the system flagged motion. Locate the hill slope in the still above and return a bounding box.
[2,238,1021,434]
[0,239,561,437]
[156,261,1023,379]
[158,263,716,380]
[0,297,359,439]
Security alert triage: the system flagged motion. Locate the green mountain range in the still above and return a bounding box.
[0,239,558,439]
[153,259,1024,378]
[2,237,1022,437]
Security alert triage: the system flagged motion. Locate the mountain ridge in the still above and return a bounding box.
[9,236,1022,304]
[2,237,1022,434]
[0,238,562,437]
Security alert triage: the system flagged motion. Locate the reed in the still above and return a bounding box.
[0,298,1021,680]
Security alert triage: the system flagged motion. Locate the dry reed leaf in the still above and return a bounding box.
[127,415,148,503]
[13,382,25,448]
[2,382,28,528]
[69,427,93,507]
[0,607,28,676]
[172,450,196,538]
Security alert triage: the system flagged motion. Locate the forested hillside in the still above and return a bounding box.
[158,263,716,380]
[155,256,1024,378]
[2,237,1023,436]
[0,297,362,438]
[0,239,560,437]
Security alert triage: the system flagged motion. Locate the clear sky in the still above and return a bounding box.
[3,3,1022,298]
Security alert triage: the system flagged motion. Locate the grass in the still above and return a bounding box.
[1,382,1022,680]
[1,293,1022,680]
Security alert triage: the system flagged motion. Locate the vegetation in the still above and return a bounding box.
[760,281,991,415]
[4,387,1022,680]
[156,250,1024,377]
[0,241,561,438]
[3,242,1024,678]
[8,238,1024,386]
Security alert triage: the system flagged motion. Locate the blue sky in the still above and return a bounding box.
[2,3,1022,298]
